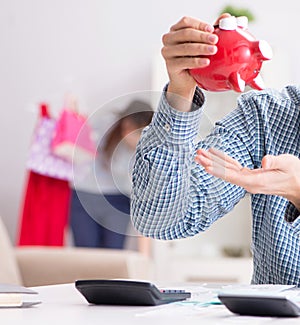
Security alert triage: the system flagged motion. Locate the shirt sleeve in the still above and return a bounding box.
[285,203,300,221]
[131,87,252,240]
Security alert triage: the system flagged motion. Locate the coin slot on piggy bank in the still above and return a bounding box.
[189,16,273,92]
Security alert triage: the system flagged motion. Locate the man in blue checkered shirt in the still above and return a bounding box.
[131,15,300,285]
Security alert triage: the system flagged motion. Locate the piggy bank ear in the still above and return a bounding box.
[214,13,231,26]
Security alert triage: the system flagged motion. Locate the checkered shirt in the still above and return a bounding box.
[131,85,300,285]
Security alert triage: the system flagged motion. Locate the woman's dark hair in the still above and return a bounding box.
[101,100,153,160]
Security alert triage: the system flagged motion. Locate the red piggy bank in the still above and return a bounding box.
[190,16,273,92]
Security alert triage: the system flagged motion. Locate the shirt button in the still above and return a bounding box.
[164,123,171,132]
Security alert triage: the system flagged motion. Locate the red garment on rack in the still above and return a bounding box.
[17,171,70,246]
[17,103,71,246]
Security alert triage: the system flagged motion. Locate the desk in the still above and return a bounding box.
[2,283,300,324]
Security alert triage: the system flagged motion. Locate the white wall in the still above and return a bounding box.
[1,0,299,242]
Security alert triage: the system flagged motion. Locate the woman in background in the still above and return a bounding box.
[70,100,153,251]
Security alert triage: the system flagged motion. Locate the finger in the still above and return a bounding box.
[170,16,214,33]
[208,148,243,169]
[196,149,227,170]
[262,154,297,170]
[197,148,240,171]
[195,150,212,168]
[166,56,211,70]
[261,155,276,169]
[196,150,239,181]
[162,43,217,60]
[162,29,218,46]
[205,164,236,181]
[196,154,231,181]
[204,160,246,182]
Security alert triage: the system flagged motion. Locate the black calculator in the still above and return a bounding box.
[218,293,300,317]
[75,279,191,306]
